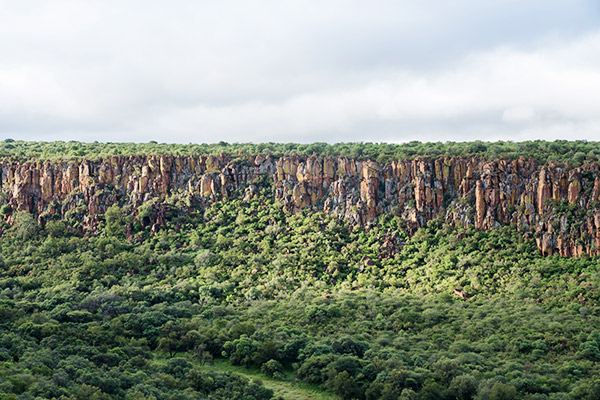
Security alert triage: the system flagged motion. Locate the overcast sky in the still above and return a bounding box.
[1,1,599,144]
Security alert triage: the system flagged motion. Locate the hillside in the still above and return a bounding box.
[2,144,600,257]
[0,141,600,399]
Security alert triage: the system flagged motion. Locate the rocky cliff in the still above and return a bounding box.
[1,154,599,257]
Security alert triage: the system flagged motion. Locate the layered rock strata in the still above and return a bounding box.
[1,154,599,256]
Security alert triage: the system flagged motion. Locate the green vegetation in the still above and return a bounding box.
[207,358,335,400]
[2,139,600,164]
[1,142,600,399]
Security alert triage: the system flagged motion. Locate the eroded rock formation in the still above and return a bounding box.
[2,154,600,256]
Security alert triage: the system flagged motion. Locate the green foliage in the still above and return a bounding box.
[104,205,125,237]
[1,169,600,399]
[2,139,600,164]
[261,359,284,378]
[11,211,39,239]
[0,204,12,216]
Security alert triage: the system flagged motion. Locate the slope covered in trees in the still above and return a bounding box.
[1,141,600,399]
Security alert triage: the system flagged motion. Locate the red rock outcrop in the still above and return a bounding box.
[1,154,599,257]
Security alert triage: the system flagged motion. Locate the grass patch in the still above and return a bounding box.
[204,358,337,400]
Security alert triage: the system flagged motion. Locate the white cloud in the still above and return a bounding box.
[0,1,599,143]
[135,32,600,143]
[502,107,536,123]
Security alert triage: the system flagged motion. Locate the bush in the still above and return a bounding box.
[261,359,284,379]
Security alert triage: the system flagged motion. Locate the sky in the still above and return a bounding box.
[1,1,600,144]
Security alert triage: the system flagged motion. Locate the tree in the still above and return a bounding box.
[261,359,284,378]
[45,220,73,237]
[194,249,216,268]
[450,374,478,400]
[11,211,39,239]
[157,321,185,358]
[105,205,124,237]
[475,381,518,400]
[328,371,363,400]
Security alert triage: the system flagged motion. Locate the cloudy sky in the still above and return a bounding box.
[1,1,599,144]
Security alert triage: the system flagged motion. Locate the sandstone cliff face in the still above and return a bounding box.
[1,154,599,256]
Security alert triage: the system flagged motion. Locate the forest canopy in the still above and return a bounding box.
[1,139,599,165]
